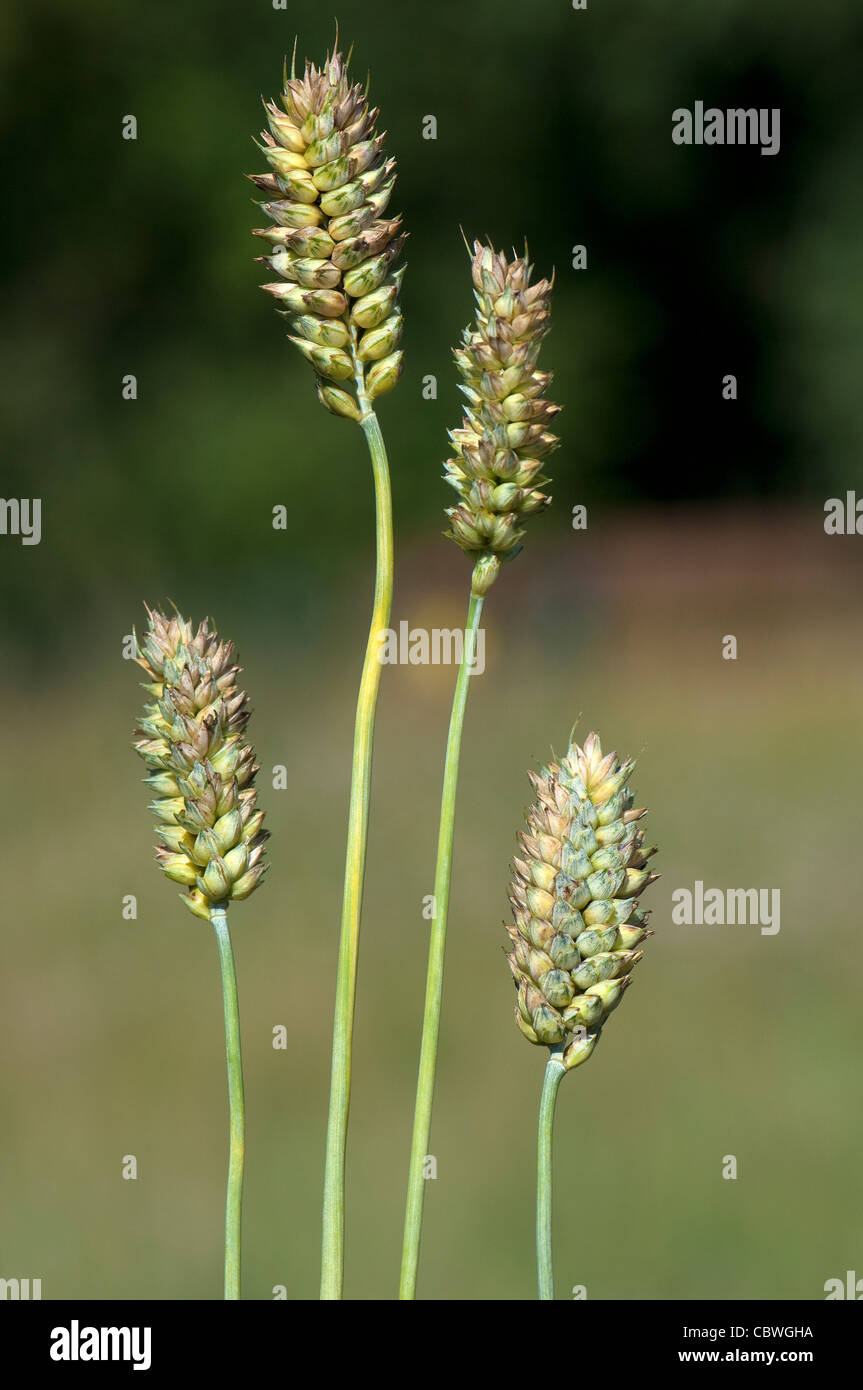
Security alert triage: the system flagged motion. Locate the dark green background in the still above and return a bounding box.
[1,0,861,1300]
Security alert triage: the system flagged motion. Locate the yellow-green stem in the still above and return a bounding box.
[537,1049,566,1300]
[210,906,245,1301]
[320,404,393,1300]
[399,566,485,1299]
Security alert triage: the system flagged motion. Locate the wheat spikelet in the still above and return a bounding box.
[444,240,559,593]
[132,608,268,920]
[251,42,405,419]
[506,731,657,1069]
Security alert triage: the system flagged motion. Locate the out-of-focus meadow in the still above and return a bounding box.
[2,0,863,1298]
[2,515,862,1300]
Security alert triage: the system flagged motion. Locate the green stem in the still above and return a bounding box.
[320,404,393,1300]
[536,1050,566,1301]
[210,905,245,1301]
[399,568,485,1299]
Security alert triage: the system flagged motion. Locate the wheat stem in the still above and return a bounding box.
[399,568,485,1299]
[321,406,393,1300]
[211,906,245,1301]
[536,1050,566,1301]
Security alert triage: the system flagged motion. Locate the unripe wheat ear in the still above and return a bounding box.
[445,240,559,584]
[251,44,405,419]
[133,608,268,916]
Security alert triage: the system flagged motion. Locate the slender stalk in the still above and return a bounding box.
[536,1049,566,1300]
[210,905,245,1301]
[320,401,394,1300]
[399,566,485,1299]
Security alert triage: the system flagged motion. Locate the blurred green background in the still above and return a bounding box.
[1,0,862,1299]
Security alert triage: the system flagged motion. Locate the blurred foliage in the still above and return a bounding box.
[2,0,863,651]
